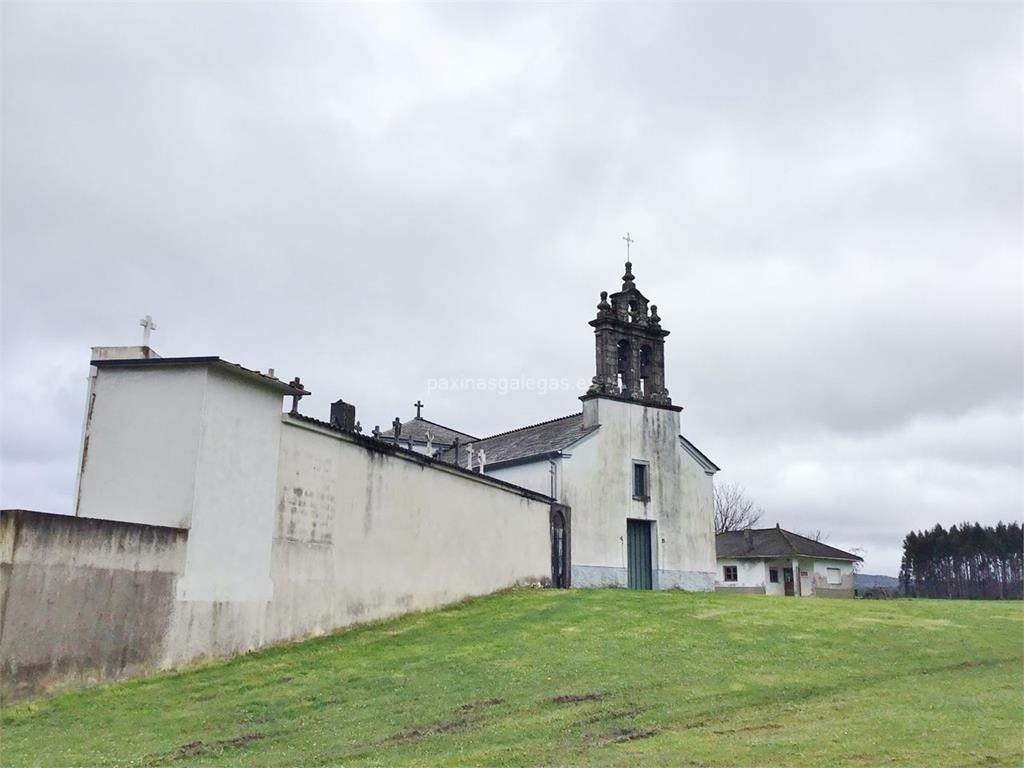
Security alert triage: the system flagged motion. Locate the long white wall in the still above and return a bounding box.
[161,417,554,665]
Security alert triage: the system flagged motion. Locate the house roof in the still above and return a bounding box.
[438,412,597,467]
[89,356,309,395]
[380,417,477,445]
[716,526,862,562]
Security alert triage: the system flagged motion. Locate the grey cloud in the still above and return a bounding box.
[2,1,1020,577]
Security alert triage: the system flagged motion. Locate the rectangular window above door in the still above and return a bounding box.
[633,462,649,500]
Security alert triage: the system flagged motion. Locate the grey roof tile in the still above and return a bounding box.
[716,527,862,561]
[439,412,597,466]
[381,417,477,445]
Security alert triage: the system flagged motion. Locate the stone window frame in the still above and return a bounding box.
[632,460,650,501]
[768,567,779,583]
[723,565,738,582]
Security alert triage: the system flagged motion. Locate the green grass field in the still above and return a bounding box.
[2,589,1021,767]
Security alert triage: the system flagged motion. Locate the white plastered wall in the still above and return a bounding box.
[76,366,207,528]
[555,397,716,589]
[75,363,283,602]
[485,459,559,498]
[162,418,553,665]
[713,559,767,591]
[812,559,856,595]
[174,368,282,602]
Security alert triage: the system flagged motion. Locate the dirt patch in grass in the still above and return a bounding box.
[386,717,473,744]
[456,697,505,712]
[152,733,264,763]
[595,727,658,745]
[552,692,606,704]
[712,723,782,735]
[573,706,644,726]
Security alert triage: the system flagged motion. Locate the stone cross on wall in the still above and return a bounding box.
[139,315,156,347]
[288,377,304,415]
[372,425,381,439]
[414,400,424,418]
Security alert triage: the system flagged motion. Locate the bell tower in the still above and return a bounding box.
[585,260,672,406]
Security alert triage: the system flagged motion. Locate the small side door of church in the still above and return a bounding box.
[550,506,569,588]
[626,519,653,590]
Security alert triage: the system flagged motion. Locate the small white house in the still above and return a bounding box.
[715,525,861,598]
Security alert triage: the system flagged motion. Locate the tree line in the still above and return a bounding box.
[900,522,1022,600]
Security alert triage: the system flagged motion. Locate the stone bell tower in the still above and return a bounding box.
[585,260,672,406]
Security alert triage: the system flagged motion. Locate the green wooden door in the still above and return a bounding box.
[626,519,653,590]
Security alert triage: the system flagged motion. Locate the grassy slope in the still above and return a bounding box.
[2,590,1021,767]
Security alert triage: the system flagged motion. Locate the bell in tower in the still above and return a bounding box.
[586,260,672,406]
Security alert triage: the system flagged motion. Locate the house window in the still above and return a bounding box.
[769,568,779,583]
[633,462,649,499]
[723,565,738,582]
[827,567,841,585]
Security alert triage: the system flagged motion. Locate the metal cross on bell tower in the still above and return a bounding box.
[621,232,634,260]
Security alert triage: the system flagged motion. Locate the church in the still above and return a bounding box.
[0,259,719,701]
[431,259,720,589]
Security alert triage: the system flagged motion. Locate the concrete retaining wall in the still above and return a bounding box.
[0,511,187,702]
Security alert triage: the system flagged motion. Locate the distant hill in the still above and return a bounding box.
[856,573,899,590]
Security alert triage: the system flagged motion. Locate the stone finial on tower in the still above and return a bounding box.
[622,260,635,290]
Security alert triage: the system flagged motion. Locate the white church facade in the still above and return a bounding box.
[442,261,719,590]
[0,259,719,701]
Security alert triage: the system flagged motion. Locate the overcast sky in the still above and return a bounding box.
[2,2,1020,576]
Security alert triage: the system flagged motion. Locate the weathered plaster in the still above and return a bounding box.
[572,564,628,587]
[490,396,716,592]
[0,510,187,703]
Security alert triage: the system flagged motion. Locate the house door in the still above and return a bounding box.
[783,567,795,596]
[626,519,653,590]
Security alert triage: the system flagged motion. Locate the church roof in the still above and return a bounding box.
[679,435,720,474]
[381,417,477,445]
[716,526,862,562]
[439,412,597,468]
